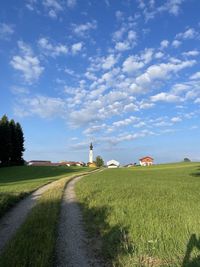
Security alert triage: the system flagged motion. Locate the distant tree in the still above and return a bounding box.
[15,122,25,165]
[184,158,191,162]
[0,115,11,166]
[0,115,25,167]
[95,156,104,167]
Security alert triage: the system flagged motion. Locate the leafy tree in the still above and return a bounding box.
[0,115,11,166]
[184,158,191,162]
[95,155,104,167]
[15,122,25,165]
[0,115,25,166]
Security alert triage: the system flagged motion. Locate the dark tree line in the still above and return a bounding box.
[0,115,25,166]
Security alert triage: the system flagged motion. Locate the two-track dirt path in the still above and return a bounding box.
[0,169,106,266]
[0,179,63,254]
[55,171,105,267]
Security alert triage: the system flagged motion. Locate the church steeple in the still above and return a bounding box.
[90,142,93,150]
[89,143,93,163]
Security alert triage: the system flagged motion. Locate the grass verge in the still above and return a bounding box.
[0,169,95,267]
[76,163,200,266]
[0,166,89,218]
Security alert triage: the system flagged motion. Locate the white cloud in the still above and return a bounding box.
[172,40,181,48]
[71,42,83,54]
[171,116,182,122]
[11,86,30,95]
[38,37,68,57]
[10,41,44,83]
[83,124,106,135]
[160,40,169,49]
[151,92,181,102]
[158,0,185,16]
[72,21,97,36]
[42,0,63,11]
[67,0,76,8]
[136,60,196,87]
[14,95,66,118]
[139,0,185,21]
[112,116,139,127]
[176,28,198,40]
[42,0,63,18]
[102,54,118,70]
[115,10,124,20]
[182,50,199,57]
[190,72,200,80]
[115,41,130,51]
[155,52,164,58]
[0,23,14,40]
[128,30,137,41]
[122,55,144,73]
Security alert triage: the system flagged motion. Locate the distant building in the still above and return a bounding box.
[88,143,97,167]
[59,161,85,167]
[28,160,85,167]
[107,160,120,168]
[124,163,135,167]
[27,160,52,166]
[139,156,154,166]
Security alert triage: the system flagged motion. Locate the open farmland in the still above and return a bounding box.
[76,163,200,267]
[0,166,89,218]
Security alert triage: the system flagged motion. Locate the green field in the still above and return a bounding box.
[76,163,200,266]
[0,165,89,218]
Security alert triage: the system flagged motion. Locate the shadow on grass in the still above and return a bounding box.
[190,167,200,177]
[0,166,86,184]
[79,204,134,264]
[0,197,61,267]
[0,192,26,218]
[182,234,200,267]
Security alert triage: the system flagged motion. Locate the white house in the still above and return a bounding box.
[107,160,120,168]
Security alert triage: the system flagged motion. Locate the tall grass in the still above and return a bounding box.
[0,170,94,267]
[0,166,88,217]
[76,163,200,266]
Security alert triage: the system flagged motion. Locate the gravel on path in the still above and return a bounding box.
[55,173,105,267]
[0,180,60,254]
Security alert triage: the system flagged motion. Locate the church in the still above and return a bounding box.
[87,143,97,167]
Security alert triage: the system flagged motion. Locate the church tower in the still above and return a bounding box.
[89,143,93,163]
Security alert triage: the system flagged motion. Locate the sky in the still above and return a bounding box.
[0,0,200,164]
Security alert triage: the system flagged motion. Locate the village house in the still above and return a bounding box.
[27,160,53,166]
[139,156,154,166]
[107,160,120,168]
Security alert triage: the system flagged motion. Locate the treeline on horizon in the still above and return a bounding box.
[0,115,25,167]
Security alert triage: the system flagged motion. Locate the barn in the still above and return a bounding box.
[139,156,154,166]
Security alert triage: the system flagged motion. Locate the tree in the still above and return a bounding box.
[0,115,11,166]
[0,115,25,167]
[95,155,104,167]
[184,158,191,162]
[15,122,25,165]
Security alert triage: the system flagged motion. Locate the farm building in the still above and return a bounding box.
[59,161,85,167]
[27,160,53,166]
[107,160,120,168]
[139,156,154,166]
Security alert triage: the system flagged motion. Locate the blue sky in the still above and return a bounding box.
[1,0,200,164]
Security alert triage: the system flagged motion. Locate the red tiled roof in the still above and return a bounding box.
[139,156,154,161]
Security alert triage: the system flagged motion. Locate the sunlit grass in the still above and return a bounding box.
[76,162,200,266]
[0,169,94,267]
[0,166,89,217]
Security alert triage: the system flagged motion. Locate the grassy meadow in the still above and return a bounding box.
[76,162,200,266]
[0,165,89,218]
[0,169,96,267]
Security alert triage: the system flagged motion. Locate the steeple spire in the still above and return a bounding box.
[90,142,93,150]
[89,143,93,163]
